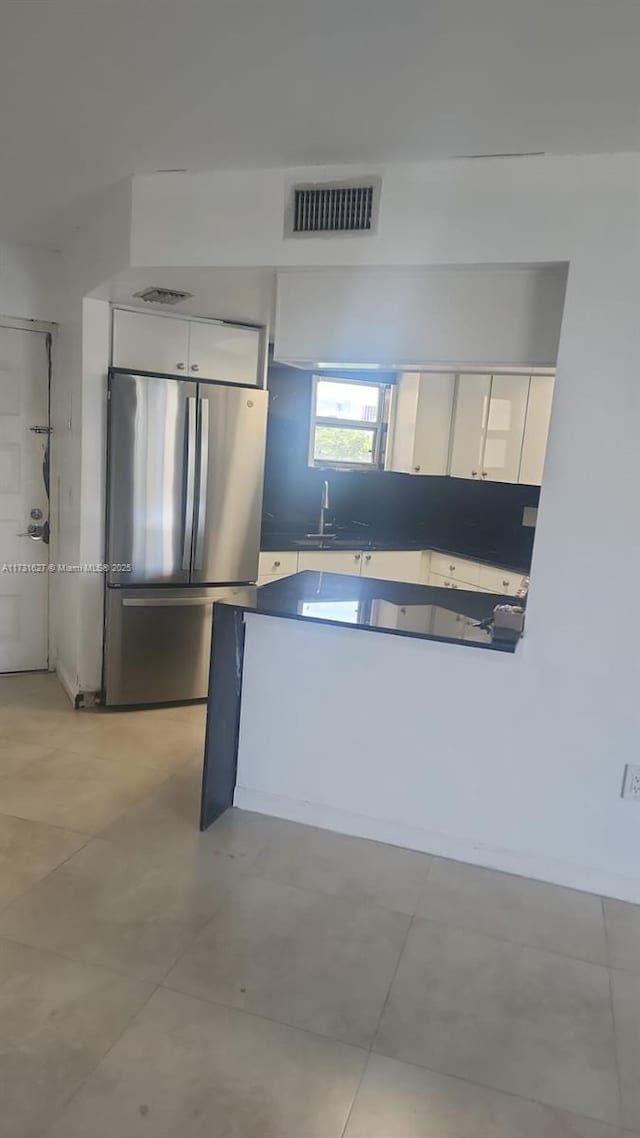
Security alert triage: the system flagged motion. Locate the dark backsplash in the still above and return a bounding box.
[261,363,540,570]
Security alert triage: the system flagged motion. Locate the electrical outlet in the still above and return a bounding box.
[621,764,640,800]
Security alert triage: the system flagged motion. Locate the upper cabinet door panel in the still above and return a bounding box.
[449,374,491,480]
[188,321,261,385]
[482,374,529,483]
[519,375,554,485]
[386,373,454,476]
[112,309,189,376]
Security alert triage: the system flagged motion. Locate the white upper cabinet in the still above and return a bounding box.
[449,374,491,480]
[386,373,455,476]
[450,373,534,483]
[112,309,263,385]
[112,309,189,375]
[188,321,262,385]
[482,374,530,483]
[519,374,554,485]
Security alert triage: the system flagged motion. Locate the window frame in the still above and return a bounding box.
[308,375,391,470]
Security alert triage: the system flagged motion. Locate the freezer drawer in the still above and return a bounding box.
[104,587,232,707]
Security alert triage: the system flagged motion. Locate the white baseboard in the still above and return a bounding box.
[55,661,80,707]
[234,785,640,906]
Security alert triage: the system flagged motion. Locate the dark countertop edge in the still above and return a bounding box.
[217,579,519,655]
[260,537,531,576]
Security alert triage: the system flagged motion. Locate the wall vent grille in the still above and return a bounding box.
[287,179,380,236]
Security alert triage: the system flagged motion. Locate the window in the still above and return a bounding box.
[309,377,389,468]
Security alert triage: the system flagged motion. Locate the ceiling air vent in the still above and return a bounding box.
[133,286,193,306]
[286,178,381,237]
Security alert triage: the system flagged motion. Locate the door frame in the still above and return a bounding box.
[0,315,57,672]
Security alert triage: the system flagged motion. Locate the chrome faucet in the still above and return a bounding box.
[318,480,330,536]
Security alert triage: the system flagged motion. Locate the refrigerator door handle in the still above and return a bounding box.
[194,396,209,571]
[182,396,197,570]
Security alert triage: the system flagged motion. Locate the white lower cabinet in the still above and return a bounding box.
[259,547,526,596]
[428,571,479,592]
[428,551,481,587]
[297,550,363,575]
[477,563,527,596]
[257,551,299,586]
[360,550,426,584]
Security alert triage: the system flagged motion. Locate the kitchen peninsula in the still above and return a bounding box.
[200,571,521,831]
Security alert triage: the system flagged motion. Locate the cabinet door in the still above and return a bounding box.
[188,321,261,385]
[297,551,362,575]
[429,571,478,592]
[258,552,299,580]
[361,550,426,584]
[112,309,189,376]
[429,552,481,587]
[386,373,454,475]
[481,375,529,483]
[519,374,554,485]
[477,564,525,596]
[449,374,491,480]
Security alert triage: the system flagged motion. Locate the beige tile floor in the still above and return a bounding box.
[0,672,639,1137]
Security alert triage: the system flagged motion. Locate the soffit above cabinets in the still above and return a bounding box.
[273,265,568,371]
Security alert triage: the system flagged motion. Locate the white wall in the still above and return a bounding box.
[274,265,567,367]
[51,182,131,699]
[193,151,640,901]
[0,240,59,323]
[130,157,587,269]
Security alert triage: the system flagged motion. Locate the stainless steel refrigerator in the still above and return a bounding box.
[103,368,268,706]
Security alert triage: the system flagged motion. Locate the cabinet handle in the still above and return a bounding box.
[481,471,488,478]
[274,560,281,568]
[471,470,478,477]
[444,580,451,587]
[502,580,509,588]
[413,465,421,472]
[176,362,185,370]
[365,554,371,562]
[449,564,455,572]
[190,363,200,372]
[354,553,361,561]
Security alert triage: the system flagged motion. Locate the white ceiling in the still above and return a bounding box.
[1,0,639,248]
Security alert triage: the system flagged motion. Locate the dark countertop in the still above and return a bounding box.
[260,533,531,575]
[218,571,521,654]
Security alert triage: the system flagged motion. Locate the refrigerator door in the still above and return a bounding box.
[192,384,268,584]
[103,585,249,706]
[107,370,198,585]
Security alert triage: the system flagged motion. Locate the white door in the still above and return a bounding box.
[0,327,50,671]
[111,309,190,376]
[449,374,491,480]
[188,321,261,385]
[481,374,529,483]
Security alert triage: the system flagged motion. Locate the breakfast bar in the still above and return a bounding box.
[200,571,520,831]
